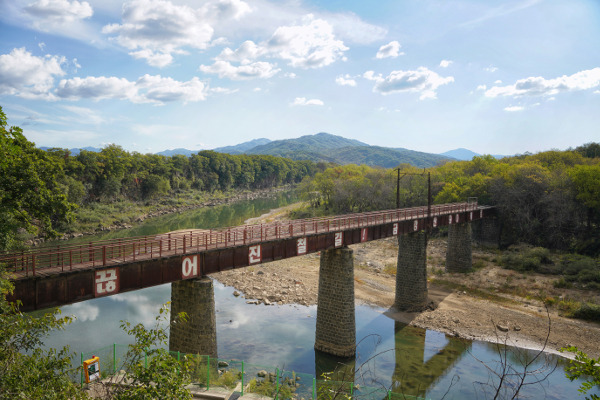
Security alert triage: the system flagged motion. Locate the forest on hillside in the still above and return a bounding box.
[296,143,600,256]
[0,106,321,251]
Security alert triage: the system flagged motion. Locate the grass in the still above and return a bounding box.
[432,279,517,304]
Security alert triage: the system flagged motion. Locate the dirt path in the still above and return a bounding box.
[212,207,600,360]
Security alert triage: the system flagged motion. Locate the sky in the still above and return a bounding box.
[1,0,599,155]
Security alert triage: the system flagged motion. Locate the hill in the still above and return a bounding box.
[440,148,480,161]
[156,148,200,157]
[213,138,271,154]
[247,132,367,156]
[244,133,449,167]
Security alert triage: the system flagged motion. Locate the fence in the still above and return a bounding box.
[1,202,485,277]
[78,343,427,399]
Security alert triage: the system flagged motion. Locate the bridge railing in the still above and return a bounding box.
[1,202,483,278]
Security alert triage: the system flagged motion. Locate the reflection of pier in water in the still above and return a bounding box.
[391,321,470,398]
[167,279,470,398]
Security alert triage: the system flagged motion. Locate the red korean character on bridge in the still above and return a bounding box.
[297,238,307,255]
[334,232,343,247]
[95,268,119,297]
[249,245,262,264]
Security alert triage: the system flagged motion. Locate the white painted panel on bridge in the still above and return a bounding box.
[182,255,198,279]
[334,232,343,247]
[470,212,473,220]
[413,220,418,231]
[297,238,307,255]
[249,245,262,264]
[480,210,483,218]
[456,214,460,223]
[433,217,438,228]
[393,223,398,235]
[361,228,368,242]
[95,268,119,297]
[449,215,453,224]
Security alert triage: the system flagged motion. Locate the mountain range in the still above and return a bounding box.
[40,133,502,167]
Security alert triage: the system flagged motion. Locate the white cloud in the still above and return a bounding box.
[376,41,403,59]
[61,105,105,124]
[55,74,209,104]
[202,15,347,80]
[200,60,280,80]
[485,68,600,98]
[439,59,453,68]
[101,0,253,67]
[136,74,209,103]
[24,0,93,28]
[323,11,387,45]
[56,76,137,100]
[476,84,487,91]
[504,105,524,112]
[0,48,65,99]
[291,97,324,106]
[216,40,265,64]
[335,74,356,87]
[494,80,502,84]
[210,87,239,94]
[485,66,498,72]
[102,0,214,67]
[364,67,454,100]
[266,15,348,69]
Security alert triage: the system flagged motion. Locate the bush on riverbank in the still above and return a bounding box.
[500,245,600,291]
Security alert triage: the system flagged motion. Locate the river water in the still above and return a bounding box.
[38,193,597,399]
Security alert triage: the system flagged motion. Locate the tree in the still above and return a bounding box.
[0,270,88,400]
[100,304,191,400]
[0,106,74,251]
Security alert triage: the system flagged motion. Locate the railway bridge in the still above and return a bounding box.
[2,201,495,358]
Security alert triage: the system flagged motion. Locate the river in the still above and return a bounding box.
[38,192,597,399]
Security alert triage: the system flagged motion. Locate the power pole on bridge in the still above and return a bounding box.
[394,168,432,229]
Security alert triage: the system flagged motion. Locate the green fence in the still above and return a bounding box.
[79,344,426,399]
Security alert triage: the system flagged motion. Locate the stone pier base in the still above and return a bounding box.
[169,277,217,358]
[315,247,356,357]
[394,231,428,312]
[446,223,472,273]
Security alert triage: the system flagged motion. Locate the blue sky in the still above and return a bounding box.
[1,0,599,155]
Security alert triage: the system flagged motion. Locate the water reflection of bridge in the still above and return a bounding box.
[174,277,469,398]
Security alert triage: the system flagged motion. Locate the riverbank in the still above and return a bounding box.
[213,206,600,360]
[31,186,293,246]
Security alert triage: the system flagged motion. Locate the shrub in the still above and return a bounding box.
[553,278,572,289]
[568,303,600,322]
[500,246,554,272]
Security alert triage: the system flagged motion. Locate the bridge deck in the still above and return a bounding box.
[1,202,487,281]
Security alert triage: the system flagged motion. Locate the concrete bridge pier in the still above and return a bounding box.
[169,277,217,358]
[446,222,472,273]
[315,247,356,358]
[394,231,428,312]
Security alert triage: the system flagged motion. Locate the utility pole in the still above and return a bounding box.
[396,168,400,209]
[394,168,432,231]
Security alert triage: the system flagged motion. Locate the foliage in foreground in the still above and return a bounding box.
[108,304,191,400]
[0,270,87,400]
[562,346,600,400]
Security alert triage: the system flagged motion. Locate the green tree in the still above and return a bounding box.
[0,106,74,251]
[0,270,88,400]
[110,304,191,400]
